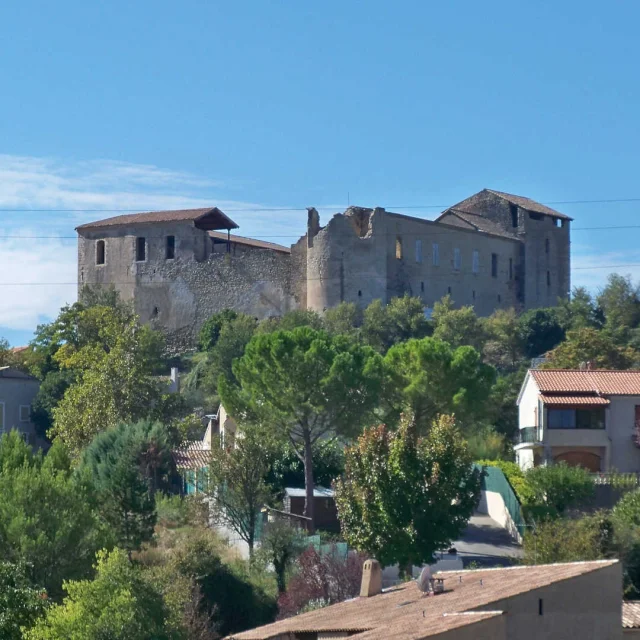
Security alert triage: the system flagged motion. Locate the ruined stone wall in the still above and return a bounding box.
[78,222,298,352]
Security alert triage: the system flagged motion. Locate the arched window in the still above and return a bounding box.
[96,240,105,265]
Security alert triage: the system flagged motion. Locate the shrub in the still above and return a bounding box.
[526,462,595,515]
[475,459,535,505]
[466,427,508,461]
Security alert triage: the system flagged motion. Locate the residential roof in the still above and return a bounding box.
[0,367,38,381]
[440,209,519,240]
[10,346,28,354]
[172,443,210,470]
[486,189,573,221]
[531,369,640,395]
[228,560,618,640]
[284,487,334,498]
[209,231,291,254]
[623,601,640,629]
[539,394,611,406]
[76,207,239,232]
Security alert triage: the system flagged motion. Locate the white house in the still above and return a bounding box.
[516,369,640,472]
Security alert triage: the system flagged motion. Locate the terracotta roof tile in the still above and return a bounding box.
[209,231,291,254]
[623,601,640,628]
[539,394,610,406]
[531,370,640,395]
[76,207,238,231]
[172,444,210,470]
[486,189,573,220]
[228,560,618,640]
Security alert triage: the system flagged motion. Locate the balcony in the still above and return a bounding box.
[516,426,542,446]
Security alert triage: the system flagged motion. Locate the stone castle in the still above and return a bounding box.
[76,188,571,350]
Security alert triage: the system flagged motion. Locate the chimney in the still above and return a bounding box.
[360,559,382,597]
[170,367,180,393]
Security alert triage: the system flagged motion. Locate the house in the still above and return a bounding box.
[283,487,339,533]
[0,367,40,447]
[228,559,622,639]
[516,369,640,472]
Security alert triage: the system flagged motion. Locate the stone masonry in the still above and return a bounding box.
[76,189,572,350]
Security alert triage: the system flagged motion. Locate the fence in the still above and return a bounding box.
[475,464,526,541]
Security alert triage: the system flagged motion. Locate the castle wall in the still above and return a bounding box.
[78,222,297,352]
[383,212,522,315]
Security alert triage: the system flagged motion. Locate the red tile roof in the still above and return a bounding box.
[531,370,640,395]
[172,444,210,470]
[228,560,618,640]
[76,207,239,231]
[539,394,610,406]
[209,231,291,254]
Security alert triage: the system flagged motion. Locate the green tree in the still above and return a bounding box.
[50,306,169,456]
[257,520,305,593]
[361,296,431,352]
[0,432,109,598]
[220,327,384,531]
[556,287,602,331]
[335,414,481,574]
[384,337,495,432]
[323,302,362,337]
[0,561,49,640]
[81,421,175,556]
[525,462,595,516]
[517,308,566,359]
[26,549,174,640]
[597,274,640,330]
[483,308,524,370]
[199,309,239,351]
[30,369,76,442]
[431,296,485,351]
[208,431,273,556]
[544,327,639,369]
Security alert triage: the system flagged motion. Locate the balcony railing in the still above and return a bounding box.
[516,426,542,445]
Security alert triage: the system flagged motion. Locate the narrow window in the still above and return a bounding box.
[432,243,439,266]
[472,250,479,274]
[136,237,146,262]
[420,281,425,293]
[96,240,105,265]
[166,235,175,260]
[509,258,513,280]
[547,270,551,287]
[19,405,30,422]
[510,203,518,228]
[415,239,422,263]
[498,294,501,303]
[453,248,461,270]
[545,238,550,255]
[538,598,544,616]
[447,286,452,295]
[472,290,476,300]
[396,236,403,260]
[358,290,362,297]
[554,218,561,227]
[491,253,498,278]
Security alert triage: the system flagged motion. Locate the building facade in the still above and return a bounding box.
[516,369,640,473]
[0,367,41,447]
[76,189,572,350]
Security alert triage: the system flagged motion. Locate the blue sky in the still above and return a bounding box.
[1,1,640,345]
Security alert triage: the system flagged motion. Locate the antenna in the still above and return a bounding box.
[417,566,432,596]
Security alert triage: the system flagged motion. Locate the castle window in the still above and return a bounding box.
[453,248,461,270]
[547,270,551,287]
[136,237,146,262]
[447,286,452,295]
[554,218,561,227]
[529,211,544,221]
[415,239,422,263]
[491,253,498,278]
[358,290,362,297]
[472,250,479,274]
[420,281,424,293]
[545,238,550,255]
[509,258,513,280]
[498,294,501,303]
[396,236,403,260]
[96,240,105,265]
[510,203,518,228]
[432,243,439,266]
[472,290,476,300]
[166,235,175,260]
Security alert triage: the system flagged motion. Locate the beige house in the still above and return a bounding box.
[228,559,622,640]
[0,367,40,446]
[515,370,640,472]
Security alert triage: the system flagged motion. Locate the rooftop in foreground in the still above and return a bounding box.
[228,560,618,640]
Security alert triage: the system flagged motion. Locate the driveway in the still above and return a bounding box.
[451,513,523,568]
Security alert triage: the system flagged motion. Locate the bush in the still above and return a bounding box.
[466,427,508,461]
[156,494,191,529]
[523,512,613,564]
[526,462,595,515]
